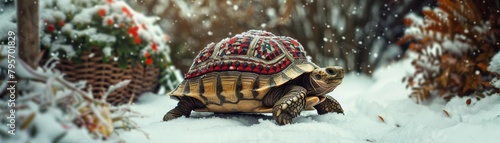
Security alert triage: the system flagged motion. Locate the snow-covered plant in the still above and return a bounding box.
[399,0,500,103]
[488,53,500,90]
[0,55,147,142]
[0,1,15,44]
[39,0,182,91]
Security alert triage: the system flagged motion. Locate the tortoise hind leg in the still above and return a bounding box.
[163,96,205,121]
[271,85,307,125]
[314,95,344,115]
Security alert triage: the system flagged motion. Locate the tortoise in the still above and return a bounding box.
[163,30,344,125]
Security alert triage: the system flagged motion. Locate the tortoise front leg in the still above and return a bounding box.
[163,96,205,121]
[271,85,307,125]
[314,95,344,115]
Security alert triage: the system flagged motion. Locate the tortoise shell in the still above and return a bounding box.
[169,30,321,113]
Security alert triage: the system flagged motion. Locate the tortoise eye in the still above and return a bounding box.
[326,68,336,75]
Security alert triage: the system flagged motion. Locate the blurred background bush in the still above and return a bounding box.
[126,0,436,75]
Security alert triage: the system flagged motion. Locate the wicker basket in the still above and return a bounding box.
[45,47,159,105]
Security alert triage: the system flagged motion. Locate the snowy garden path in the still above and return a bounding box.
[118,60,500,143]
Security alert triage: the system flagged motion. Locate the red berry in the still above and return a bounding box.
[106,19,113,25]
[58,21,65,26]
[134,37,141,44]
[128,25,139,37]
[151,42,158,51]
[122,7,133,17]
[47,24,55,33]
[98,9,106,17]
[146,58,153,65]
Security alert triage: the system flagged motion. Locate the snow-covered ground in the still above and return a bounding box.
[117,59,500,143]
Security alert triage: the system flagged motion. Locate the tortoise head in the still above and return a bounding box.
[307,66,344,95]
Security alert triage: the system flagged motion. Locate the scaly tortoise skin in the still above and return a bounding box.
[163,30,344,125]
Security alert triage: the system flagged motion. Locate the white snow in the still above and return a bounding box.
[41,35,52,46]
[488,52,500,74]
[89,33,117,44]
[0,5,16,40]
[114,59,500,142]
[103,46,113,57]
[492,78,500,89]
[489,52,500,88]
[51,44,76,57]
[72,5,106,24]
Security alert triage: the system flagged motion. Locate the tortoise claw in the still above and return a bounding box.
[163,96,205,121]
[272,86,306,125]
[314,95,344,115]
[163,110,184,121]
[273,108,293,125]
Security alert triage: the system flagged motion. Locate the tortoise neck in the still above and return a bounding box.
[301,73,333,95]
[300,73,316,94]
